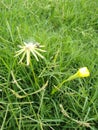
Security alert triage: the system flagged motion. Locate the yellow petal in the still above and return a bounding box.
[77,67,90,77]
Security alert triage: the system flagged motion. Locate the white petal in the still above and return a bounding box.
[15,48,24,53]
[26,50,30,65]
[19,52,26,63]
[34,50,44,59]
[31,50,39,61]
[18,45,24,49]
[24,42,27,45]
[35,48,46,52]
[15,49,25,57]
[39,45,45,48]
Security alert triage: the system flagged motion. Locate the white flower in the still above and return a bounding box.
[15,42,46,65]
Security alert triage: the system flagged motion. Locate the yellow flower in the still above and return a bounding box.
[77,67,90,77]
[51,67,90,94]
[15,42,46,65]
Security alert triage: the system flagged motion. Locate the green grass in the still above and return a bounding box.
[0,0,98,129]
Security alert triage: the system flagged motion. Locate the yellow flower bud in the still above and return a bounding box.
[77,67,90,77]
[51,67,90,94]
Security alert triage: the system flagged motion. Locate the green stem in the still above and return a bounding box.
[51,72,79,94]
[30,62,39,88]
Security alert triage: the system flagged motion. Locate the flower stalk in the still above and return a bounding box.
[51,67,90,94]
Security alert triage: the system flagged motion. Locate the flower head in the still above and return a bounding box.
[51,67,90,94]
[15,42,46,65]
[77,67,90,77]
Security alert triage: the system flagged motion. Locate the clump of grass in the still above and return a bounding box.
[0,0,98,129]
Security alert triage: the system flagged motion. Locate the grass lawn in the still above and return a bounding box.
[0,0,98,129]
